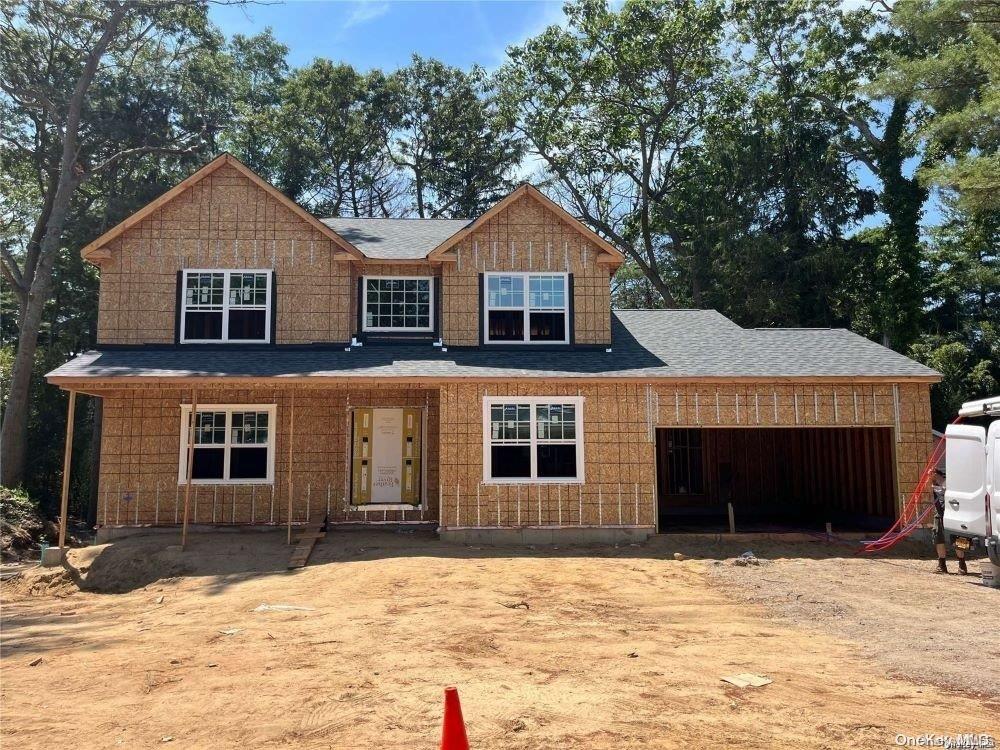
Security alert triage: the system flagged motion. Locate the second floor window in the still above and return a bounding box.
[182,270,271,343]
[363,277,433,332]
[485,272,568,344]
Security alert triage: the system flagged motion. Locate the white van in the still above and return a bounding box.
[943,396,1000,579]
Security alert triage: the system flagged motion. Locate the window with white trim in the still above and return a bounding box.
[483,396,584,482]
[363,276,432,331]
[181,270,272,343]
[484,272,568,343]
[178,404,276,484]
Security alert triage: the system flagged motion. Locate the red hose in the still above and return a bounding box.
[859,416,963,554]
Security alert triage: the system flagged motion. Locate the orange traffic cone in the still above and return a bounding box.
[440,686,469,750]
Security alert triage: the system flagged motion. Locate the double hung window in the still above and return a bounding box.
[484,272,568,343]
[181,270,271,343]
[483,396,584,482]
[178,405,275,484]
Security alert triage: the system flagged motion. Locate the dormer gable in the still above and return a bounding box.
[81,153,364,267]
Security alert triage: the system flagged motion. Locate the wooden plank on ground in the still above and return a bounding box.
[288,517,327,569]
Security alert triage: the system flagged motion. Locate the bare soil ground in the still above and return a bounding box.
[2,529,998,749]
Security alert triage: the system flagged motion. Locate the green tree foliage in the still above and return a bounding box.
[911,202,999,423]
[385,55,522,218]
[881,0,1000,216]
[499,0,729,306]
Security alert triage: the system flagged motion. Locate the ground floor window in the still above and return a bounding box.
[663,428,704,495]
[483,396,584,482]
[178,404,276,484]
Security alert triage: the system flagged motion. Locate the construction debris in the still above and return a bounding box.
[252,603,315,613]
[721,673,772,688]
[733,551,762,567]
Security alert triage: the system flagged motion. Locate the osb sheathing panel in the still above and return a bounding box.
[438,382,656,529]
[97,385,439,527]
[437,380,932,530]
[96,163,352,345]
[94,379,932,532]
[440,195,613,346]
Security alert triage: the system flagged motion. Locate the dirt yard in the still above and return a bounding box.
[2,529,998,749]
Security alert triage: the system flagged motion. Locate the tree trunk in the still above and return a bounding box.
[0,3,128,487]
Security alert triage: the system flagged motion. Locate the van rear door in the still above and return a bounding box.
[988,420,999,539]
[943,424,988,539]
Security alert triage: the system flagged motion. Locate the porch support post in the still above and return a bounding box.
[181,389,198,550]
[287,389,296,545]
[57,390,77,550]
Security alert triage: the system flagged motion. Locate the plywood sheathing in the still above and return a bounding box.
[96,385,440,528]
[92,379,931,532]
[440,194,613,347]
[96,163,353,345]
[436,381,932,531]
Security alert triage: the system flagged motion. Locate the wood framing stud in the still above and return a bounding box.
[57,390,77,549]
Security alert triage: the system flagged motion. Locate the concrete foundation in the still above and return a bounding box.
[438,526,655,546]
[40,546,67,567]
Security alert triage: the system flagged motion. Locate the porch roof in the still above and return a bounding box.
[46,310,939,384]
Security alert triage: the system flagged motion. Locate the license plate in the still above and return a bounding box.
[955,537,971,550]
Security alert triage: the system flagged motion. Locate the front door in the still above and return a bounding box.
[351,408,422,505]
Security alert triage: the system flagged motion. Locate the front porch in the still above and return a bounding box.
[83,383,442,534]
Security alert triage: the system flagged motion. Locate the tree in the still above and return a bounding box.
[735,0,930,350]
[388,55,522,218]
[219,29,290,183]
[0,0,233,487]
[499,0,728,306]
[275,60,406,216]
[881,0,1000,217]
[911,200,1000,425]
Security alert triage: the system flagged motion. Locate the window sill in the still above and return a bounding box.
[482,478,583,485]
[349,504,422,511]
[176,479,274,486]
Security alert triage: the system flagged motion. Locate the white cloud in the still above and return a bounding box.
[344,1,390,28]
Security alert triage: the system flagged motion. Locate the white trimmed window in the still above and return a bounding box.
[484,272,568,344]
[363,276,433,331]
[178,404,276,484]
[483,396,584,483]
[181,269,272,343]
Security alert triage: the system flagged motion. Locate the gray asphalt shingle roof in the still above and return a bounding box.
[47,310,939,382]
[320,217,470,259]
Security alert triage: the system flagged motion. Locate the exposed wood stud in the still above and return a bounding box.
[286,390,295,543]
[57,390,77,549]
[181,389,198,550]
[893,384,901,442]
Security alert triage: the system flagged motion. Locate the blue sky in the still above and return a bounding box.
[209,0,938,230]
[210,0,567,71]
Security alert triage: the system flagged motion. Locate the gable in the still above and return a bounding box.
[428,184,625,267]
[80,154,363,266]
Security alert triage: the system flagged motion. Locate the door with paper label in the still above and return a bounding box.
[351,408,422,505]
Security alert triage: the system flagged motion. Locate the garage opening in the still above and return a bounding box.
[656,427,897,532]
